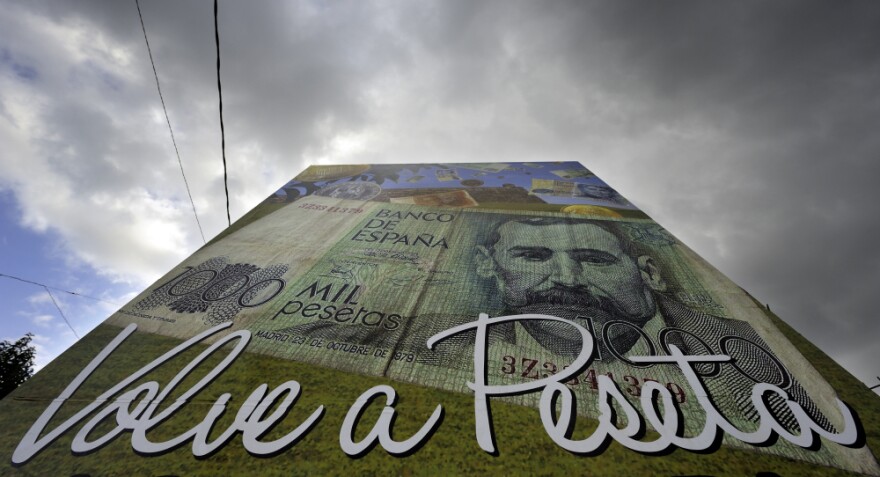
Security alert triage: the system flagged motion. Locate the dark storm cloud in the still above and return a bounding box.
[543,1,880,377]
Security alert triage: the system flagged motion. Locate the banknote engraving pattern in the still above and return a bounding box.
[136,257,288,325]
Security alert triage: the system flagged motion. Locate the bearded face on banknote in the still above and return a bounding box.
[475,217,667,357]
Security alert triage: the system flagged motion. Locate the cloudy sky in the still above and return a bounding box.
[0,1,878,392]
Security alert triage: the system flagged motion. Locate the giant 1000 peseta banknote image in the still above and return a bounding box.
[112,189,860,468]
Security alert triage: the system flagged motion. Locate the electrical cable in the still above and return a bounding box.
[0,273,121,308]
[214,0,232,228]
[43,287,81,340]
[135,0,207,243]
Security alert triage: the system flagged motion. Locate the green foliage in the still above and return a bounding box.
[0,333,36,400]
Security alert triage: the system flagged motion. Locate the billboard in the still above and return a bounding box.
[1,162,878,475]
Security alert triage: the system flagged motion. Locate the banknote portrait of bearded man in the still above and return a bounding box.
[473,216,836,434]
[474,216,665,359]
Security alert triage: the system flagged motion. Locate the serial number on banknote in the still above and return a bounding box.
[500,355,687,403]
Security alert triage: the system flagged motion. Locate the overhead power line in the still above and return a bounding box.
[44,287,80,340]
[135,0,207,244]
[0,272,126,340]
[0,273,121,308]
[214,0,232,228]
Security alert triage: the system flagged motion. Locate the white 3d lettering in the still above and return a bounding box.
[427,313,860,455]
[13,323,324,464]
[12,323,437,464]
[13,314,861,464]
[339,385,443,456]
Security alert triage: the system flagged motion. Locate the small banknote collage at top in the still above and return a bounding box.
[269,162,645,219]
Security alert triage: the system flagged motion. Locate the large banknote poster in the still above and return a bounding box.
[2,162,878,475]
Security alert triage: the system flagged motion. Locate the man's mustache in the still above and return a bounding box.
[515,284,620,314]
